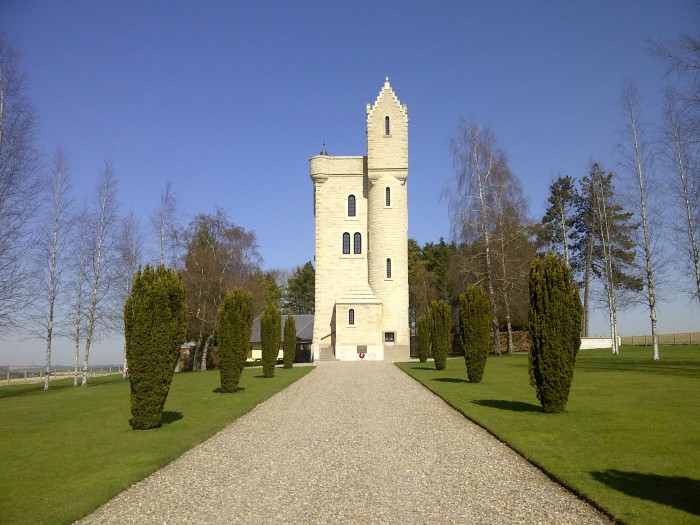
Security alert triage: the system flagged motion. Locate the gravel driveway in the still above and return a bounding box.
[76,361,611,524]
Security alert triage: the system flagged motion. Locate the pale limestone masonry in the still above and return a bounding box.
[310,79,410,361]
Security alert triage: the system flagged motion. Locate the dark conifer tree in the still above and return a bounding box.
[125,265,186,430]
[430,300,451,370]
[417,314,430,363]
[283,315,296,368]
[217,288,253,392]
[261,303,281,377]
[528,253,583,413]
[460,285,490,383]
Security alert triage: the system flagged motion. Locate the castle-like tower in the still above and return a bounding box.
[310,78,409,361]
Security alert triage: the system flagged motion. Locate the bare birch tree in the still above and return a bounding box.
[0,34,42,331]
[150,180,178,265]
[115,212,142,379]
[41,148,71,389]
[661,91,700,307]
[70,202,89,387]
[81,160,118,386]
[491,155,530,355]
[447,121,501,355]
[620,82,661,360]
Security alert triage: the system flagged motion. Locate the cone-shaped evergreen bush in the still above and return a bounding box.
[124,265,186,430]
[217,289,253,392]
[460,285,490,383]
[417,314,430,363]
[283,316,296,369]
[430,300,451,370]
[261,303,281,377]
[528,252,583,413]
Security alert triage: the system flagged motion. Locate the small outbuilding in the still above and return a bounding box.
[249,314,314,363]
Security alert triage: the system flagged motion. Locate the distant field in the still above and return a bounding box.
[398,346,700,525]
[0,366,314,525]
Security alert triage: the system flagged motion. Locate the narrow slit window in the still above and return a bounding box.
[348,195,356,217]
[354,232,362,254]
[386,258,392,278]
[385,116,390,135]
[342,232,350,254]
[349,309,355,325]
[385,187,391,207]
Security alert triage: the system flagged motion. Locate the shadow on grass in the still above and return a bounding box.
[591,470,700,516]
[160,411,184,425]
[433,377,468,384]
[212,386,245,394]
[412,366,436,371]
[473,399,542,412]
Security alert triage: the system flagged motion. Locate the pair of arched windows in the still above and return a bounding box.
[342,232,361,254]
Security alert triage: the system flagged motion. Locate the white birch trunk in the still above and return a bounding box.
[43,153,64,390]
[625,92,660,360]
[82,163,114,386]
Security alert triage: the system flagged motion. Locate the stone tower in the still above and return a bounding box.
[310,78,410,361]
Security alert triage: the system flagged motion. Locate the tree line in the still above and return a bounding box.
[413,35,699,361]
[0,34,315,388]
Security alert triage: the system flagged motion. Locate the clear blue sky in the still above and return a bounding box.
[2,0,699,365]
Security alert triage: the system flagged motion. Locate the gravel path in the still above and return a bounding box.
[76,361,611,524]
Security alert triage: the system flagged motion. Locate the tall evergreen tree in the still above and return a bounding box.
[460,286,490,383]
[540,176,579,267]
[261,302,281,377]
[528,253,582,413]
[283,261,315,314]
[417,314,431,363]
[430,300,451,370]
[125,265,186,430]
[283,315,296,368]
[217,288,253,392]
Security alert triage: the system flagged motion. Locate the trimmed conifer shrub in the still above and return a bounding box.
[283,315,296,368]
[528,252,583,413]
[261,303,281,377]
[217,289,253,392]
[430,300,451,370]
[460,285,490,383]
[124,265,186,430]
[417,314,430,363]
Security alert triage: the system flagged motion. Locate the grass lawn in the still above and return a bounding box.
[0,366,313,525]
[398,346,700,525]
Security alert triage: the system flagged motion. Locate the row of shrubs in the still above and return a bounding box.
[124,265,297,430]
[415,253,582,413]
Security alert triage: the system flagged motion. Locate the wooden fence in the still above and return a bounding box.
[620,332,700,346]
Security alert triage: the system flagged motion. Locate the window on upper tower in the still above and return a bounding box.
[348,195,356,217]
[342,233,350,254]
[385,187,391,207]
[385,116,390,135]
[386,258,392,279]
[354,232,362,254]
[349,309,355,325]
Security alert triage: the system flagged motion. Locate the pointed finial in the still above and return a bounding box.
[320,141,328,156]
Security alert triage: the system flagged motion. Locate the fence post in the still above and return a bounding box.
[6,371,9,384]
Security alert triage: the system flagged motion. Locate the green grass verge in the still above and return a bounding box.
[0,366,313,525]
[398,346,700,525]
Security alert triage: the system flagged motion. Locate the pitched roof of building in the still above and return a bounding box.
[250,314,314,343]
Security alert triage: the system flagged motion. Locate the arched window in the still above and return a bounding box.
[348,195,356,217]
[386,258,392,279]
[385,116,390,135]
[342,232,350,254]
[349,309,355,325]
[385,187,391,207]
[354,232,362,254]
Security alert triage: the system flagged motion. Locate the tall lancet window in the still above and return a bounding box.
[342,232,350,254]
[385,116,390,135]
[354,232,362,254]
[385,187,391,207]
[348,195,356,217]
[349,309,355,325]
[386,258,392,279]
